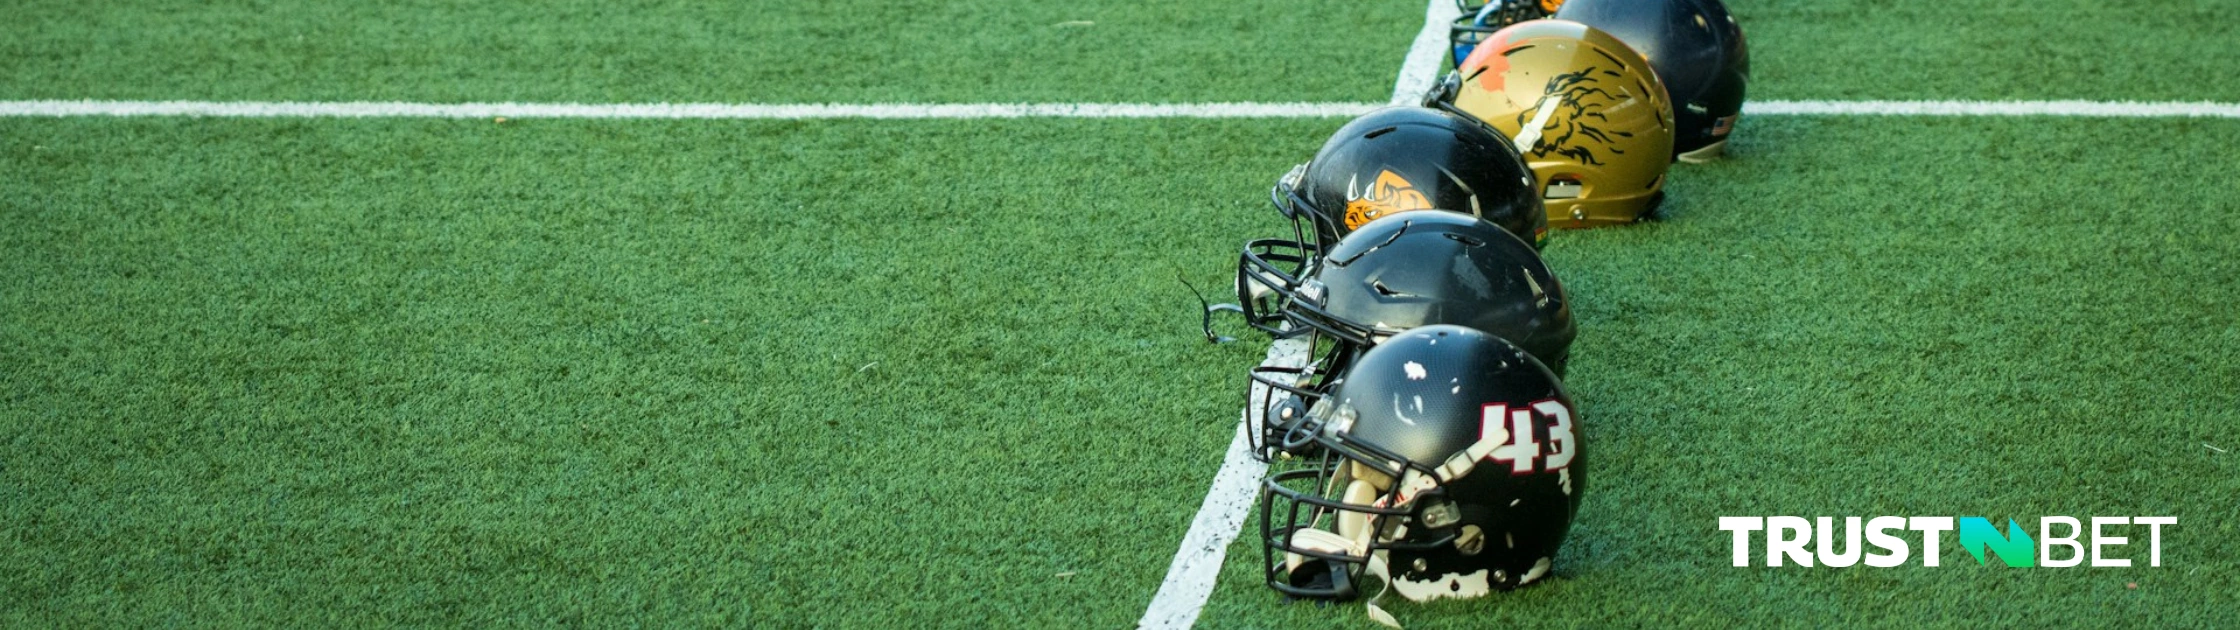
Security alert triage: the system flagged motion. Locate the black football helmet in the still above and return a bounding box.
[1553,0,1749,162]
[1271,107,1545,252]
[1237,210,1574,376]
[1261,325,1582,607]
[1237,211,1574,462]
[1448,0,1560,67]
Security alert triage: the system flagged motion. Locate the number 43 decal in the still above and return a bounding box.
[1483,400,1575,475]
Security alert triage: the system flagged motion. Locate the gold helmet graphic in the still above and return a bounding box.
[1430,19,1674,228]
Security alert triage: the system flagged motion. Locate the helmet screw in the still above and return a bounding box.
[1413,558,1429,573]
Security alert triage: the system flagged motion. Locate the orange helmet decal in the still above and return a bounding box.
[1342,170,1433,230]
[1460,34,1514,95]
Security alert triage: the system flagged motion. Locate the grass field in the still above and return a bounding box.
[4,0,2239,627]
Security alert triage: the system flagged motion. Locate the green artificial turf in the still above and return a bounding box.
[1741,0,2240,101]
[7,0,2239,104]
[7,114,2236,629]
[0,0,1420,104]
[5,0,2240,627]
[0,116,1326,626]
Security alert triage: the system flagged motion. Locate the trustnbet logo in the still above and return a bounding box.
[1718,516,2177,568]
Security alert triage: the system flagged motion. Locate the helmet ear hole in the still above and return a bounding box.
[1544,177,1583,200]
[1455,524,1486,555]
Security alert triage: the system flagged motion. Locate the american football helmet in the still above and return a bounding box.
[1237,211,1575,460]
[1430,19,1674,228]
[1261,324,1581,606]
[1448,0,1564,67]
[1554,0,1749,162]
[1270,106,1545,251]
[1241,210,1574,374]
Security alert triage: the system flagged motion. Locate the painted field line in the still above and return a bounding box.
[1390,0,1465,106]
[0,100,1379,119]
[1747,99,2240,117]
[6,99,2240,119]
[1137,336,1308,630]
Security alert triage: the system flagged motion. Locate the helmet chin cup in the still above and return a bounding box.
[1280,529,1367,601]
[1291,528,1369,562]
[1422,71,1462,109]
[1283,557,1358,602]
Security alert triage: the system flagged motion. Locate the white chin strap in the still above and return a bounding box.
[1677,138,1731,164]
[1281,528,1364,574]
[1362,554,1404,629]
[1280,479,1407,627]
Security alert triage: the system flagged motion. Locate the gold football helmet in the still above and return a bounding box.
[1431,19,1674,228]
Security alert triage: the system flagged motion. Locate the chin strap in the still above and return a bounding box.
[1289,516,1406,628]
[1361,553,1405,629]
[1359,423,1513,629]
[1178,271,1242,344]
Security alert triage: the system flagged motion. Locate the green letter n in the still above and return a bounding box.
[1958,517,2036,567]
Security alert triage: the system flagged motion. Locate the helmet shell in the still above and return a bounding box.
[1555,0,1749,161]
[1303,210,1575,376]
[1279,106,1546,248]
[1259,325,1582,601]
[1445,19,1675,228]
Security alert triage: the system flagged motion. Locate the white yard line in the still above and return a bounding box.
[5,99,2239,119]
[1746,99,2240,117]
[1390,0,1466,106]
[0,100,1379,119]
[1137,337,1308,630]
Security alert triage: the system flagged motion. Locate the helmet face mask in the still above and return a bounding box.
[1262,444,1456,601]
[1433,19,1676,228]
[1260,326,1581,604]
[1268,107,1547,251]
[1234,235,1318,339]
[1448,0,1560,68]
[1267,163,1342,253]
[1245,335,1362,461]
